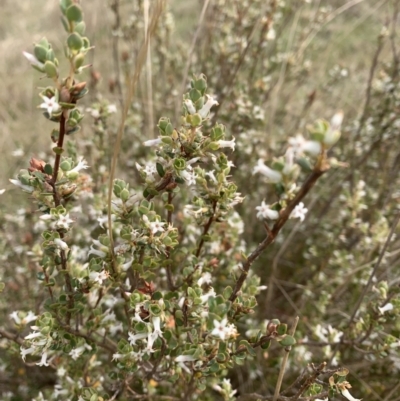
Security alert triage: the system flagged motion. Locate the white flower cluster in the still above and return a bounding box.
[113,316,164,362]
[21,326,53,366]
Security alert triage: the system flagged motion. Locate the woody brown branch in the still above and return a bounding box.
[229,164,326,303]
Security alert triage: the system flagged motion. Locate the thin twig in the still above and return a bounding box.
[144,0,155,138]
[0,328,24,345]
[41,264,54,301]
[195,200,217,258]
[49,111,75,324]
[327,211,400,366]
[266,217,302,310]
[107,0,164,271]
[383,382,400,401]
[110,0,124,107]
[273,316,299,401]
[212,1,272,123]
[348,211,400,325]
[175,0,211,123]
[165,192,176,290]
[230,163,326,303]
[237,392,329,401]
[354,34,385,143]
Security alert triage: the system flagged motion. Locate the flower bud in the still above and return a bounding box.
[61,184,77,197]
[59,87,72,103]
[267,319,280,334]
[70,81,87,96]
[29,158,46,173]
[323,129,341,146]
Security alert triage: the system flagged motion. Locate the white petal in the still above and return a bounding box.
[341,389,361,401]
[23,51,44,69]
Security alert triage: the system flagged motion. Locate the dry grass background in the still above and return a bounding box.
[0,0,391,207]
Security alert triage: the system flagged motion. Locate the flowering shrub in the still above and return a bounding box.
[1,1,400,401]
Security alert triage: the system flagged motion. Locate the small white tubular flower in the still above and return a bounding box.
[217,138,236,151]
[175,355,196,363]
[303,140,322,155]
[200,288,216,304]
[180,168,197,186]
[128,332,148,346]
[288,134,321,156]
[324,111,343,146]
[54,238,69,251]
[9,179,34,193]
[283,147,295,175]
[152,316,163,337]
[23,51,44,69]
[197,272,212,286]
[184,99,197,115]
[87,107,100,118]
[39,96,60,115]
[290,202,308,222]
[378,302,394,315]
[213,378,237,399]
[330,110,344,131]
[112,352,124,361]
[256,201,279,220]
[55,214,74,230]
[89,270,109,285]
[25,331,42,340]
[143,138,162,147]
[10,311,37,325]
[69,158,89,174]
[267,27,276,40]
[142,215,166,234]
[252,159,282,183]
[20,346,35,361]
[88,239,109,258]
[151,220,166,234]
[69,344,92,360]
[211,318,230,340]
[187,157,200,166]
[120,258,133,272]
[341,389,361,401]
[314,398,328,401]
[107,104,117,113]
[36,351,49,367]
[206,170,218,183]
[12,148,24,157]
[198,95,219,118]
[175,354,197,373]
[10,311,22,325]
[146,316,164,351]
[0,189,5,195]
